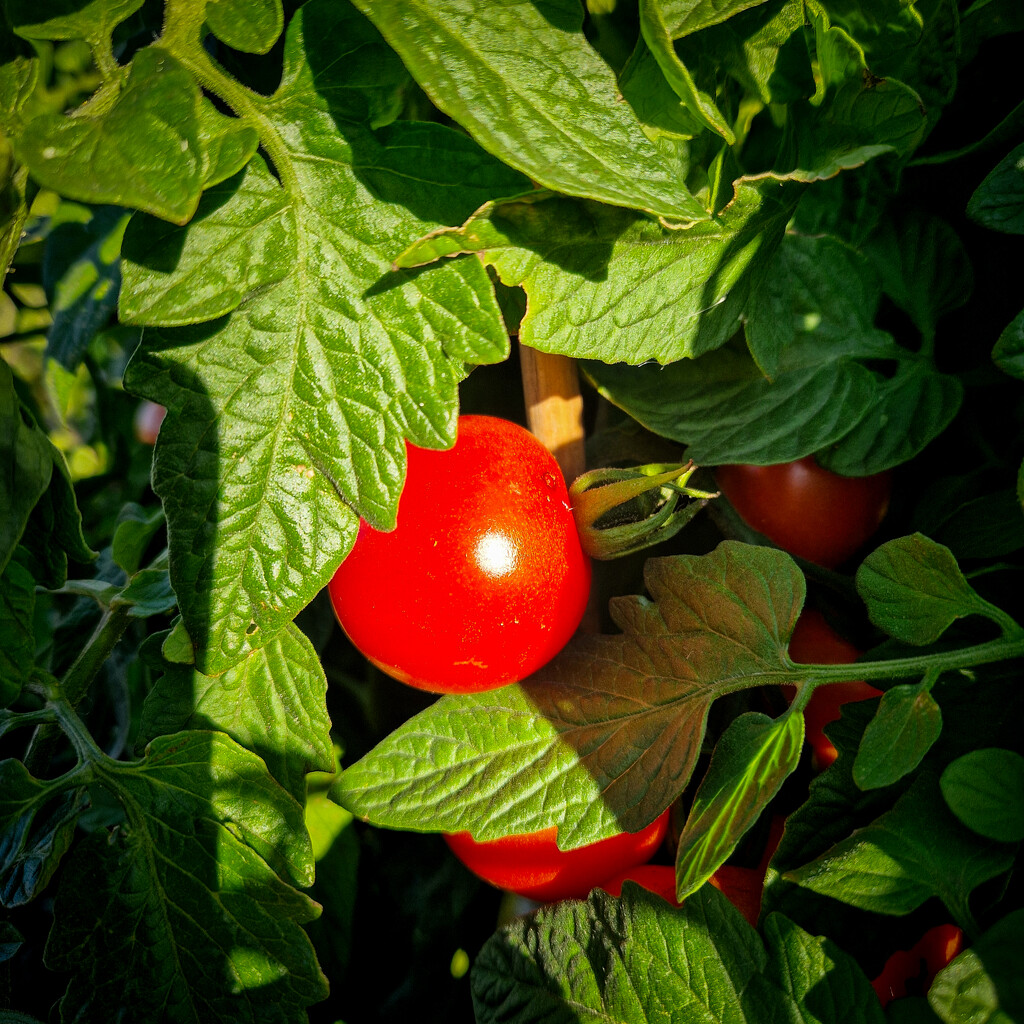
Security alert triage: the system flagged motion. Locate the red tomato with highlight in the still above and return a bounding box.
[872,924,963,1007]
[789,609,882,769]
[715,456,892,568]
[329,415,592,694]
[444,810,670,903]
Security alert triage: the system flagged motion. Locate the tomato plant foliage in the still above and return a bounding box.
[1,0,1024,1022]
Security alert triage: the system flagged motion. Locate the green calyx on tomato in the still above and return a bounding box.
[443,810,671,903]
[715,456,892,568]
[569,460,718,560]
[328,415,592,694]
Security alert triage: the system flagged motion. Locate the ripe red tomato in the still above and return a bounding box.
[788,609,882,769]
[600,814,786,926]
[328,415,591,693]
[443,810,670,903]
[133,400,166,445]
[871,923,963,1006]
[715,456,892,568]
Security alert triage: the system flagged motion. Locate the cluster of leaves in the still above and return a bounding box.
[2,0,1024,1022]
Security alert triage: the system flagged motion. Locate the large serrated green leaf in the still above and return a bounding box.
[123,2,524,675]
[334,542,805,848]
[16,47,205,224]
[120,155,294,326]
[473,885,764,1024]
[399,179,798,363]
[138,624,332,804]
[46,731,326,1023]
[352,0,709,221]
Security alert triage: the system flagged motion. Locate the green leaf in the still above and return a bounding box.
[120,155,294,326]
[351,0,709,221]
[115,567,177,618]
[931,490,1024,561]
[111,502,165,575]
[0,921,23,963]
[472,884,766,1024]
[138,624,332,804]
[753,912,886,1024]
[205,0,284,55]
[0,760,87,907]
[124,2,522,674]
[862,210,972,340]
[46,730,327,1022]
[855,535,997,645]
[15,46,205,224]
[0,361,53,576]
[967,143,1024,235]
[0,556,36,706]
[6,0,145,43]
[785,773,1015,918]
[853,681,943,791]
[335,542,805,847]
[399,179,799,363]
[638,0,736,144]
[43,203,130,369]
[929,910,1024,1024]
[785,11,927,179]
[674,711,803,900]
[992,309,1024,380]
[586,232,961,471]
[939,748,1024,843]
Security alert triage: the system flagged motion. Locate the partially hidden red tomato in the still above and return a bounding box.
[715,456,892,568]
[600,814,786,927]
[871,923,964,1007]
[133,400,166,445]
[444,810,670,903]
[788,609,882,769]
[328,415,592,693]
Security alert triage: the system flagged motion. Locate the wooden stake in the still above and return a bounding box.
[519,344,586,483]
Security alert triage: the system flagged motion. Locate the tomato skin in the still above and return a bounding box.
[444,810,670,902]
[788,609,882,769]
[329,415,592,693]
[871,924,963,1006]
[715,457,892,568]
[133,400,166,445]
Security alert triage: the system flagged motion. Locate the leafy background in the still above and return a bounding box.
[2,0,1024,1021]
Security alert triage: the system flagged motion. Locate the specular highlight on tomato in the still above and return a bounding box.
[328,415,592,693]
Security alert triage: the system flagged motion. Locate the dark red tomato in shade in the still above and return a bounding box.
[788,609,882,770]
[871,923,964,1007]
[443,810,670,903]
[715,456,892,568]
[328,415,592,694]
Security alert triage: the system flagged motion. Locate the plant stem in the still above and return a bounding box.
[24,603,133,775]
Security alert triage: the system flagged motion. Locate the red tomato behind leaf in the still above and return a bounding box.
[329,415,592,693]
[871,923,964,1007]
[715,456,892,568]
[443,810,670,903]
[788,609,882,769]
[133,400,166,445]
